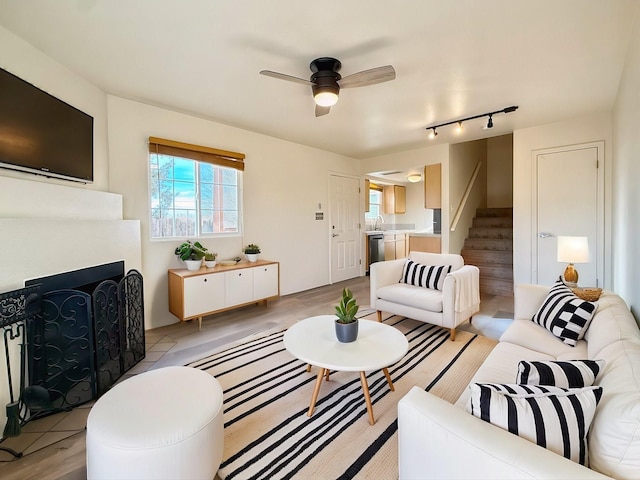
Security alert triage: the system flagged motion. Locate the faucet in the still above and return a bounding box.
[374,215,384,231]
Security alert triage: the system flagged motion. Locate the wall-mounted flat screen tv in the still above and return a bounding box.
[0,67,93,183]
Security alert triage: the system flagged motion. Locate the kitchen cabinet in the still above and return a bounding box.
[383,185,406,214]
[424,163,442,209]
[408,235,441,253]
[384,233,408,260]
[364,178,370,212]
[168,260,280,329]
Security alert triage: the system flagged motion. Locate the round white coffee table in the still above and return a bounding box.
[283,315,408,425]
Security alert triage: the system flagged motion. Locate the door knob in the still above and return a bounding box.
[332,233,339,237]
[538,232,552,238]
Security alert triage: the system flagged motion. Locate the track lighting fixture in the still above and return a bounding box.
[485,115,494,129]
[425,105,518,139]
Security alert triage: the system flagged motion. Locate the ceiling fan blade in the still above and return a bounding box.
[259,70,313,86]
[338,65,396,88]
[315,105,331,117]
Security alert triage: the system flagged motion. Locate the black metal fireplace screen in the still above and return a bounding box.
[0,267,145,457]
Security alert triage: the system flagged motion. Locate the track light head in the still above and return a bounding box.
[428,127,438,139]
[485,115,493,129]
[456,121,463,133]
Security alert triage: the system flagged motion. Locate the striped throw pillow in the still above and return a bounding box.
[531,278,598,346]
[517,359,605,388]
[467,383,603,466]
[400,260,451,291]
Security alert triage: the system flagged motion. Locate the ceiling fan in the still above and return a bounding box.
[260,57,396,117]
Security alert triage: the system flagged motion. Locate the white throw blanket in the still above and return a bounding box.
[451,267,480,312]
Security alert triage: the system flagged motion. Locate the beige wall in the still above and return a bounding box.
[613,18,640,321]
[512,112,613,289]
[448,139,488,254]
[487,134,513,208]
[107,96,360,329]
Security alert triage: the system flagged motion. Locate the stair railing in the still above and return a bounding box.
[450,160,482,232]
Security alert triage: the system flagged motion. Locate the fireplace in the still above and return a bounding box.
[1,262,145,435]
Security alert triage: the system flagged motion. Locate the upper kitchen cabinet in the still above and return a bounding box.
[383,185,406,214]
[424,163,442,209]
[364,179,370,212]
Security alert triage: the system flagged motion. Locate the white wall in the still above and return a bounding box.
[613,18,640,321]
[106,96,360,329]
[512,112,613,289]
[448,139,488,254]
[487,134,513,208]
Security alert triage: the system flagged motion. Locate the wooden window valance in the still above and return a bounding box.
[148,137,245,171]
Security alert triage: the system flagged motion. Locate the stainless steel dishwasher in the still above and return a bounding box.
[367,233,384,274]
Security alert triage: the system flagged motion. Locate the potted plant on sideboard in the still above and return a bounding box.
[175,240,209,271]
[244,244,261,262]
[203,252,217,268]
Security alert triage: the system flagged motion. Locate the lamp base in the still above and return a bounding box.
[563,263,578,287]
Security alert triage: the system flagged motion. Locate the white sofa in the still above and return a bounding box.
[370,252,480,340]
[398,284,640,479]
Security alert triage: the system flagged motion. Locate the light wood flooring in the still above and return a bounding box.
[0,275,512,480]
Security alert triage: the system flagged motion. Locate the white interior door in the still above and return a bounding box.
[330,174,360,283]
[534,143,603,287]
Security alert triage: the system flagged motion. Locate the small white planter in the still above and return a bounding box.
[184,259,202,271]
[245,253,259,263]
[204,260,217,268]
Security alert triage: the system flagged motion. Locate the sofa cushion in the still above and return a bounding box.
[400,260,451,290]
[584,292,640,359]
[517,360,605,388]
[587,339,640,478]
[500,319,588,359]
[456,341,556,409]
[532,279,598,347]
[467,383,603,466]
[376,283,443,312]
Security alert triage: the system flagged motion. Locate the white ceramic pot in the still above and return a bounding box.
[245,253,259,263]
[204,260,217,268]
[184,259,202,271]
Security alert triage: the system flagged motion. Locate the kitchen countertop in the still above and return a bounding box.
[365,230,441,237]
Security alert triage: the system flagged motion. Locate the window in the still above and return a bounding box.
[148,137,245,239]
[365,185,383,220]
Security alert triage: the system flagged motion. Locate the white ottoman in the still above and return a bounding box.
[86,366,224,480]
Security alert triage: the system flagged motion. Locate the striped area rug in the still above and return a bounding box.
[187,314,497,480]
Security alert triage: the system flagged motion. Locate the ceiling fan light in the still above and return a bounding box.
[314,91,338,107]
[407,174,422,183]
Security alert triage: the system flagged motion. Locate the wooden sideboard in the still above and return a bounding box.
[168,259,280,329]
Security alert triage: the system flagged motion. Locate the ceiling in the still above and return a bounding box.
[0,1,637,163]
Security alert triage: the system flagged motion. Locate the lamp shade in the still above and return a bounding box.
[557,236,590,263]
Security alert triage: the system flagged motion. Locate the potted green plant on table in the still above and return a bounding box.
[244,243,261,262]
[175,240,208,271]
[335,288,359,343]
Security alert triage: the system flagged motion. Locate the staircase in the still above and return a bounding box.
[461,208,513,297]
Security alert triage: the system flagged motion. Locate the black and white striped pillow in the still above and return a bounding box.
[532,278,598,346]
[467,383,603,466]
[400,260,451,291]
[517,360,605,388]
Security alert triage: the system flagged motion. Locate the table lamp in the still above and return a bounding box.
[557,236,589,287]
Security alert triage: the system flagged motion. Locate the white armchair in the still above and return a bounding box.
[370,252,480,340]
